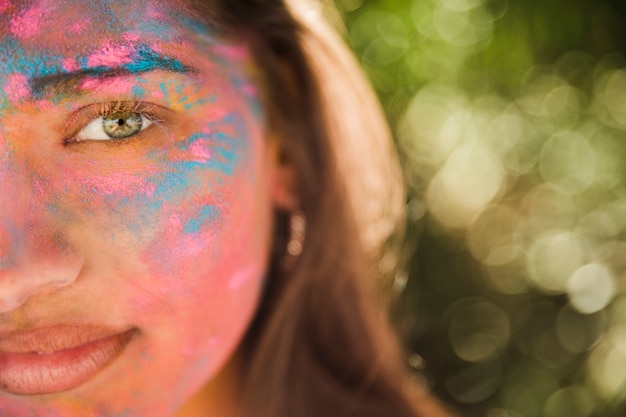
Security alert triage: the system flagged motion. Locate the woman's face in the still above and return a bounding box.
[0,0,277,415]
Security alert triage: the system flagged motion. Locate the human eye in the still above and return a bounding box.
[66,102,162,144]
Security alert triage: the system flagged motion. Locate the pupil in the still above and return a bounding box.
[117,119,125,126]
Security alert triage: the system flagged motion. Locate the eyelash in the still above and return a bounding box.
[64,101,164,145]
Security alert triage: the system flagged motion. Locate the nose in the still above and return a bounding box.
[0,143,81,313]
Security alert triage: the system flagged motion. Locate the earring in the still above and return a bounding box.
[286,210,306,258]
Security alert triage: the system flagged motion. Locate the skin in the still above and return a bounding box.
[0,0,286,415]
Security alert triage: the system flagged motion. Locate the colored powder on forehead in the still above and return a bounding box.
[80,76,136,93]
[122,33,141,43]
[62,58,79,72]
[0,0,10,14]
[211,44,251,61]
[5,73,30,102]
[10,5,47,40]
[124,44,186,74]
[0,38,65,86]
[69,19,89,35]
[87,41,135,67]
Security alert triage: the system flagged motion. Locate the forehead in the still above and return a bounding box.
[1,0,215,72]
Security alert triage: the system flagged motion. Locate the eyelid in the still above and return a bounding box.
[63,101,171,145]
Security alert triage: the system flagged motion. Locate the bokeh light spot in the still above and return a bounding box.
[467,205,521,266]
[588,339,626,398]
[600,69,626,128]
[539,131,596,195]
[544,386,595,417]
[449,301,510,362]
[526,230,585,293]
[567,263,615,314]
[427,141,504,228]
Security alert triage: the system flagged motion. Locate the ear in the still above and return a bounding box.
[267,135,298,211]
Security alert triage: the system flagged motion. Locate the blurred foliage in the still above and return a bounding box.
[335,0,626,416]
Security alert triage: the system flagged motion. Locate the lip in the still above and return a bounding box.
[0,325,135,395]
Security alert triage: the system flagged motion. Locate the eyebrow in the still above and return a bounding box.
[30,49,195,99]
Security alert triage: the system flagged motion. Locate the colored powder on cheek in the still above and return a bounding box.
[10,5,47,39]
[229,264,260,290]
[5,73,30,102]
[182,205,217,234]
[99,176,157,198]
[188,138,212,163]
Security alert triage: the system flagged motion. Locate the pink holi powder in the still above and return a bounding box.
[80,77,135,93]
[0,0,10,14]
[34,100,53,111]
[150,90,164,100]
[146,5,166,21]
[96,175,157,197]
[122,32,140,43]
[69,19,89,35]
[212,44,250,60]
[5,73,30,102]
[229,265,257,290]
[31,177,47,196]
[188,140,212,163]
[62,58,79,72]
[10,5,46,39]
[87,41,134,68]
[148,42,164,54]
[60,168,157,199]
[240,83,257,96]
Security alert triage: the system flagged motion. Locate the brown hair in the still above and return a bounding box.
[192,1,454,416]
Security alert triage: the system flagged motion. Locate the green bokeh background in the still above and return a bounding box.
[335,1,626,416]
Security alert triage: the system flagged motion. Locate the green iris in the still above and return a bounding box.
[102,112,143,139]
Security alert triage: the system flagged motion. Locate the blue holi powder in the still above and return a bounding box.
[2,40,187,104]
[131,84,146,98]
[159,81,169,97]
[183,97,208,110]
[183,205,217,234]
[0,38,64,78]
[228,74,264,119]
[123,44,187,74]
[0,38,64,105]
[175,124,241,177]
[152,168,196,203]
[177,132,211,151]
[71,44,187,76]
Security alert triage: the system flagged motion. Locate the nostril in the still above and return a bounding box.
[0,267,80,313]
[0,294,28,314]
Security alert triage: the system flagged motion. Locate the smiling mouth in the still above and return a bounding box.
[0,325,135,395]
